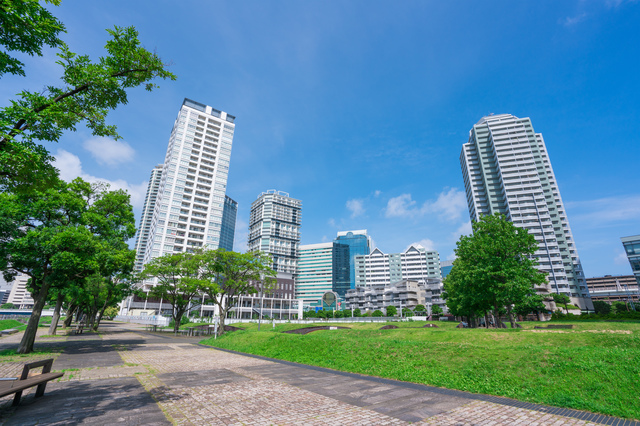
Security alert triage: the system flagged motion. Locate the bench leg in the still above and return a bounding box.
[12,390,22,406]
[35,382,48,398]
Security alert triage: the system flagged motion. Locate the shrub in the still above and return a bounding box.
[593,301,611,315]
[0,303,15,309]
[385,305,397,316]
[372,310,383,317]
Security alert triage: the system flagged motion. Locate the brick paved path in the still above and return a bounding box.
[0,322,633,425]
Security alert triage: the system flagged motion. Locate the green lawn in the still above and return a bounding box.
[201,320,640,420]
[0,319,26,331]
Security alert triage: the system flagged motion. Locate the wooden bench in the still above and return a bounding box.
[0,359,64,406]
[0,329,19,336]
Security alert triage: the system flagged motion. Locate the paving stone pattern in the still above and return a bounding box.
[0,322,634,425]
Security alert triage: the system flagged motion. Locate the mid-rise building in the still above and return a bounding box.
[354,244,442,288]
[247,190,301,275]
[295,242,350,306]
[622,235,640,286]
[5,273,33,309]
[334,230,372,290]
[140,98,236,268]
[219,195,238,251]
[460,114,591,309]
[586,275,639,304]
[133,165,163,272]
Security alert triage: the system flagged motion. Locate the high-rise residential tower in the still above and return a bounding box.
[248,190,301,274]
[460,114,591,308]
[133,165,163,272]
[141,98,236,267]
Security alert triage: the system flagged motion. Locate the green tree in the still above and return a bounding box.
[592,300,611,315]
[140,252,202,334]
[444,214,547,328]
[0,303,15,309]
[195,249,276,336]
[413,304,426,314]
[402,307,413,317]
[0,0,65,77]
[372,309,383,317]
[552,293,571,314]
[431,304,443,316]
[103,306,118,320]
[0,178,135,353]
[514,293,546,319]
[353,308,361,317]
[385,305,397,317]
[0,25,175,192]
[611,300,629,314]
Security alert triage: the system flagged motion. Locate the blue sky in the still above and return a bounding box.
[2,0,639,278]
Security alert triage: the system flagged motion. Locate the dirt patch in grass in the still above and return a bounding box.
[283,326,350,335]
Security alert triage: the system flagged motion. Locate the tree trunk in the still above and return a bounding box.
[18,280,52,354]
[94,301,109,331]
[506,305,516,329]
[48,294,64,335]
[63,305,76,328]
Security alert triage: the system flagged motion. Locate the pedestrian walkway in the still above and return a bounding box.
[0,322,634,425]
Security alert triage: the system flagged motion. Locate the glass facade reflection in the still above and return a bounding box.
[334,230,371,290]
[622,235,640,286]
[220,196,237,251]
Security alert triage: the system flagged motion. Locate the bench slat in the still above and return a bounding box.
[0,372,64,398]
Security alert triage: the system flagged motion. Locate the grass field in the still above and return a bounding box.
[0,319,26,332]
[201,320,640,420]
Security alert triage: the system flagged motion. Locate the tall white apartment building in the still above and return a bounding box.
[460,114,591,308]
[141,99,236,270]
[134,165,163,272]
[296,243,334,305]
[354,245,442,287]
[248,190,301,275]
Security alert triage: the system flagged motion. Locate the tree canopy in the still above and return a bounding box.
[0,0,65,77]
[0,23,176,191]
[443,213,547,328]
[0,177,136,353]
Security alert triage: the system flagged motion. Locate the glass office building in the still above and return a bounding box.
[219,195,238,251]
[334,230,371,290]
[622,235,640,286]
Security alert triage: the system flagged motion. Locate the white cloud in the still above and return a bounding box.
[407,238,436,251]
[328,218,337,227]
[446,252,457,261]
[53,149,147,209]
[566,195,640,226]
[614,251,629,266]
[83,136,135,166]
[374,190,381,197]
[234,218,249,253]
[384,188,467,221]
[562,12,587,26]
[385,193,417,218]
[321,235,328,243]
[451,221,473,241]
[423,188,467,221]
[346,198,365,218]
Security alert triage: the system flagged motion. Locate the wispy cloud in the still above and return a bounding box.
[53,150,147,209]
[451,221,472,241]
[384,188,467,222]
[614,251,629,266]
[566,195,640,226]
[83,136,135,166]
[346,198,365,218]
[234,218,249,253]
[562,12,587,27]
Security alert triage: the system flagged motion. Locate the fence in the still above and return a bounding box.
[114,315,170,327]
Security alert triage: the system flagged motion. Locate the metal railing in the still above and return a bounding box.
[114,315,170,327]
